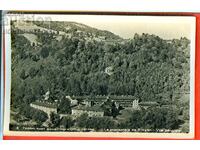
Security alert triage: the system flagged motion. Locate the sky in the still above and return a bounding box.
[10,14,196,40]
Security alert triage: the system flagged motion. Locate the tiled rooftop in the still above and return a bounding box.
[72,105,104,112]
[31,101,58,109]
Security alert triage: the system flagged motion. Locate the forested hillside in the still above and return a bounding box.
[10,21,190,109]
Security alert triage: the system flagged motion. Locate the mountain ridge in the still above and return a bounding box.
[13,20,122,42]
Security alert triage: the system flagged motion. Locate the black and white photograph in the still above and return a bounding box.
[3,14,196,138]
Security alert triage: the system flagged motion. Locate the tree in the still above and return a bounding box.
[86,116,115,131]
[20,104,33,119]
[32,109,48,125]
[32,54,40,62]
[164,107,180,129]
[142,107,165,130]
[99,117,115,131]
[60,116,74,129]
[86,117,97,130]
[76,113,89,128]
[142,106,180,130]
[29,67,38,78]
[20,105,48,125]
[50,112,60,128]
[128,110,143,130]
[20,69,27,80]
[40,47,49,58]
[111,102,119,118]
[58,97,71,114]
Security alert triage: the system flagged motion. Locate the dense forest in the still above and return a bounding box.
[10,21,190,132]
[11,21,190,104]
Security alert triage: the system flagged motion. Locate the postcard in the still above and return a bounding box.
[2,13,196,139]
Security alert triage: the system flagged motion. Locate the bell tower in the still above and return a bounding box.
[132,99,139,109]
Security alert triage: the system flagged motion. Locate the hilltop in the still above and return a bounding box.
[13,20,121,43]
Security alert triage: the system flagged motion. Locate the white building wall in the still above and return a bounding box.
[30,103,57,117]
[72,109,104,117]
